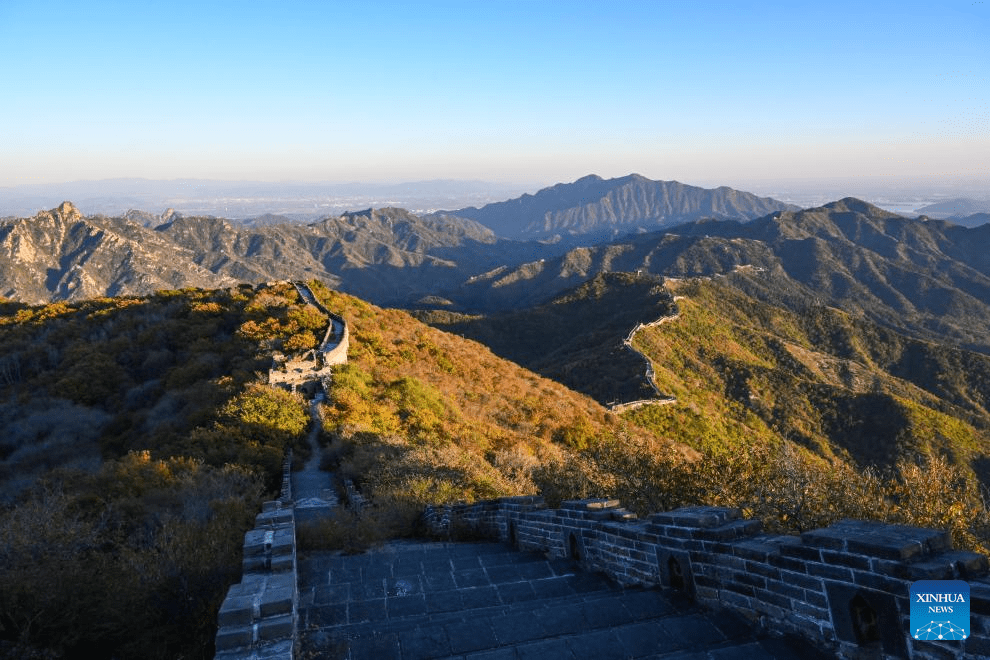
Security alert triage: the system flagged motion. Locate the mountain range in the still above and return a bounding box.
[434,173,797,239]
[415,272,677,405]
[915,197,990,220]
[6,173,990,660]
[0,202,497,304]
[0,175,794,305]
[421,271,990,483]
[446,198,990,351]
[4,176,990,360]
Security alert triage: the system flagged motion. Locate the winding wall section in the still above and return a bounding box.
[292,281,349,365]
[217,282,350,659]
[609,297,681,413]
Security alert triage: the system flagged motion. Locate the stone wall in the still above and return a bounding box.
[217,283,346,657]
[268,283,348,390]
[215,454,299,659]
[423,497,990,659]
[322,311,349,366]
[608,306,679,412]
[292,280,348,366]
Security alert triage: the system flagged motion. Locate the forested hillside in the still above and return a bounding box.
[418,274,990,554]
[5,278,990,658]
[0,283,322,658]
[626,279,990,471]
[415,272,677,404]
[306,280,670,507]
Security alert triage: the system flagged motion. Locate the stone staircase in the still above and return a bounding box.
[297,540,828,660]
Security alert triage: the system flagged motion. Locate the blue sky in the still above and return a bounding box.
[1,0,987,187]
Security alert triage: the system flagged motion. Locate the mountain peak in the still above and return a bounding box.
[821,197,893,217]
[34,201,83,224]
[574,174,604,184]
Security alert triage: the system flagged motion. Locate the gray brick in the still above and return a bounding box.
[260,587,294,617]
[805,590,828,609]
[731,540,779,561]
[215,625,253,651]
[732,572,766,589]
[744,561,781,580]
[764,579,805,601]
[801,527,849,550]
[912,638,967,660]
[819,550,872,570]
[562,498,620,510]
[965,635,990,657]
[752,587,792,609]
[720,590,753,610]
[723,582,755,597]
[692,519,762,542]
[791,600,828,620]
[218,594,255,627]
[851,569,907,594]
[650,507,741,528]
[779,570,822,590]
[768,554,808,572]
[945,550,990,577]
[446,620,498,654]
[804,562,854,582]
[906,560,956,581]
[268,572,295,590]
[258,614,294,640]
[779,544,823,562]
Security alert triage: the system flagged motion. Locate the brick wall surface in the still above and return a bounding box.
[424,497,990,659]
[215,454,299,660]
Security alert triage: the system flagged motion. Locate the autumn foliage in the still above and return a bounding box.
[0,283,316,658]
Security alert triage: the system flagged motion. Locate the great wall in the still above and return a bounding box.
[215,282,990,659]
[608,298,681,414]
[266,282,349,396]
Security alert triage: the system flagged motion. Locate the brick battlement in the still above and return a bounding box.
[423,497,990,659]
[215,454,298,659]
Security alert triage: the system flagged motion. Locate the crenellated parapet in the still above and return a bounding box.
[423,497,990,659]
[215,454,299,659]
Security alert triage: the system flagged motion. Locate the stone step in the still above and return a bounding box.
[308,584,677,637]
[297,541,832,660]
[313,602,801,660]
[306,546,582,583]
[301,564,627,624]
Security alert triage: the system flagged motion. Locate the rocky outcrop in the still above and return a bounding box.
[0,202,231,302]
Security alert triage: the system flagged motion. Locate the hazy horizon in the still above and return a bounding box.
[2,172,989,220]
[2,1,987,188]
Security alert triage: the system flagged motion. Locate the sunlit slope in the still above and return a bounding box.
[626,279,990,481]
[416,272,677,405]
[308,281,683,505]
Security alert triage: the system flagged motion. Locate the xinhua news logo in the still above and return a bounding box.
[911,580,970,641]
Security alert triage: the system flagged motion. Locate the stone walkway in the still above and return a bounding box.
[293,399,339,522]
[296,540,832,660]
